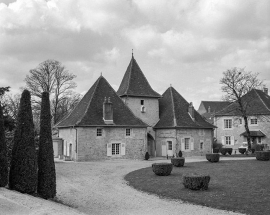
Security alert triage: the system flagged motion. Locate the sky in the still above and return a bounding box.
[0,0,269,109]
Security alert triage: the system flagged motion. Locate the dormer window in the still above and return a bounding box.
[141,100,144,105]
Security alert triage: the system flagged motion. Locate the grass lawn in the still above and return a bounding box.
[125,159,270,215]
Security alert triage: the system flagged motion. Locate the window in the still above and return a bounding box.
[258,137,262,144]
[112,143,120,155]
[250,118,258,125]
[239,118,242,125]
[97,128,102,136]
[168,141,172,150]
[184,138,190,150]
[225,136,231,145]
[224,119,232,129]
[200,141,204,150]
[126,128,131,136]
[141,100,144,105]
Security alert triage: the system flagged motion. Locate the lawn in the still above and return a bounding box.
[125,159,270,215]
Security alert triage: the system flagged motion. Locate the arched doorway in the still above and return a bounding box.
[147,133,155,157]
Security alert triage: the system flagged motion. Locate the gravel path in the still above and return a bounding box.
[55,157,248,215]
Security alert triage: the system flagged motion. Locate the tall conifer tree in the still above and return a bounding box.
[0,103,8,187]
[38,92,56,199]
[9,90,37,193]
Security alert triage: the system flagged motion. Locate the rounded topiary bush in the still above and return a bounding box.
[171,157,185,167]
[227,148,233,155]
[206,153,220,162]
[213,148,219,153]
[255,151,270,161]
[152,163,173,176]
[220,148,232,155]
[178,150,183,157]
[183,174,210,190]
[238,148,246,154]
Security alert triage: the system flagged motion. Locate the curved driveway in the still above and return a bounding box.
[55,157,248,215]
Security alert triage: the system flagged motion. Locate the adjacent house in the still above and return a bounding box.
[214,88,270,151]
[197,101,231,124]
[154,87,215,157]
[56,55,216,161]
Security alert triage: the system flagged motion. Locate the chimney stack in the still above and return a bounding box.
[263,87,268,95]
[188,102,195,120]
[103,97,114,124]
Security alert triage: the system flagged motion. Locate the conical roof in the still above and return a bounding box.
[117,55,161,98]
[215,89,270,116]
[154,87,215,129]
[56,76,147,127]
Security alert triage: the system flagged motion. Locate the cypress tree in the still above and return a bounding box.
[9,90,37,193]
[0,103,8,187]
[37,92,56,199]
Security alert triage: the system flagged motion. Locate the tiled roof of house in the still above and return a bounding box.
[117,55,161,98]
[215,89,270,116]
[240,130,265,137]
[200,101,231,113]
[154,86,215,129]
[56,76,147,128]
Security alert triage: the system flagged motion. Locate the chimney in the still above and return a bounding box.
[103,97,113,124]
[188,102,195,120]
[263,87,268,95]
[208,106,211,113]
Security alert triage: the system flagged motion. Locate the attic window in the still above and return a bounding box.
[126,128,131,136]
[141,100,144,105]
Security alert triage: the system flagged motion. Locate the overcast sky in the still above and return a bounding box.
[0,0,269,108]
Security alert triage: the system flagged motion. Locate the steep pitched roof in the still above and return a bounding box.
[117,55,161,98]
[154,87,215,129]
[215,89,270,116]
[199,101,231,114]
[56,76,147,128]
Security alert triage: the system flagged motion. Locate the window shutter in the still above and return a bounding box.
[181,138,185,151]
[121,143,126,155]
[231,136,235,145]
[191,137,194,150]
[107,143,112,156]
[221,136,225,145]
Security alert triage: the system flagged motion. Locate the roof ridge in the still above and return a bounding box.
[254,89,270,112]
[170,87,177,127]
[75,76,101,125]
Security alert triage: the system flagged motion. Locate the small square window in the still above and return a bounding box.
[141,100,144,105]
[250,118,258,125]
[97,128,102,136]
[126,128,131,136]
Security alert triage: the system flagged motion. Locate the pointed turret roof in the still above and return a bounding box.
[117,55,161,98]
[154,86,215,129]
[215,89,270,116]
[56,76,147,128]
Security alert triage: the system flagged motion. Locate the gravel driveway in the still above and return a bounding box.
[55,157,245,215]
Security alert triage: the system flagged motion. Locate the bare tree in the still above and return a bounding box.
[220,67,263,150]
[25,60,77,124]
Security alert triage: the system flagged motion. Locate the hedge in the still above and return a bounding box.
[206,153,220,162]
[183,174,210,190]
[171,157,185,167]
[152,163,173,176]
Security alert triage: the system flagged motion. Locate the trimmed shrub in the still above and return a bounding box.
[171,157,185,167]
[178,150,183,157]
[152,163,173,176]
[238,148,246,154]
[9,90,38,193]
[255,151,270,161]
[213,148,219,153]
[220,148,232,155]
[206,153,220,162]
[0,103,8,187]
[37,92,56,199]
[145,152,150,160]
[183,174,210,190]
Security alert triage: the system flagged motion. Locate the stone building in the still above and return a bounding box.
[214,88,270,151]
[56,55,215,161]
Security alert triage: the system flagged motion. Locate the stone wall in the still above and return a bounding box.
[214,115,270,151]
[155,128,213,157]
[121,97,159,126]
[60,127,147,161]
